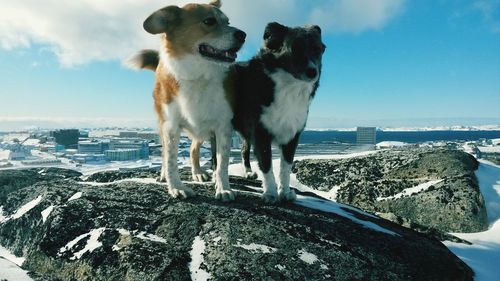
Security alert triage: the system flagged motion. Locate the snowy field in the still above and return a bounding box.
[1,150,499,280]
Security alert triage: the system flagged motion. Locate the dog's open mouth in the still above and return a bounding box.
[199,44,239,63]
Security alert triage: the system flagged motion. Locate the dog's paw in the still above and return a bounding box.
[157,176,167,183]
[168,186,195,199]
[245,171,258,180]
[278,188,297,202]
[192,171,210,182]
[262,191,279,204]
[215,189,235,202]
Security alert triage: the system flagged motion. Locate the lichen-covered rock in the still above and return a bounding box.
[294,148,487,233]
[0,168,473,280]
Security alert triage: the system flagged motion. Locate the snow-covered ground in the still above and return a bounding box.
[444,160,500,281]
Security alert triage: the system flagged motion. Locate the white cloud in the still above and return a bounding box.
[310,0,406,33]
[473,0,500,33]
[0,0,405,67]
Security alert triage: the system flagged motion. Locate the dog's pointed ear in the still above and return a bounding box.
[263,22,289,50]
[311,25,321,35]
[209,0,222,8]
[143,6,182,35]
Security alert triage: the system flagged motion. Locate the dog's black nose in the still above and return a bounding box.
[305,67,317,79]
[234,30,246,43]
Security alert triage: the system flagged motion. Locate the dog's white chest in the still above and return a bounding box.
[177,76,232,136]
[260,70,314,145]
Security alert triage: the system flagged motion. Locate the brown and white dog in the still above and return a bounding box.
[130,0,246,201]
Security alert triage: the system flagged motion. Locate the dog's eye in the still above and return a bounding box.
[203,17,217,26]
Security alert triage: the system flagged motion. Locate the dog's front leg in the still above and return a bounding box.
[255,127,278,203]
[164,128,195,199]
[214,127,235,202]
[278,134,300,202]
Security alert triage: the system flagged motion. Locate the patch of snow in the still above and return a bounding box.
[478,146,500,153]
[135,232,167,243]
[275,264,286,271]
[234,242,277,254]
[298,249,318,265]
[117,228,131,236]
[376,141,408,149]
[377,179,443,201]
[0,257,33,281]
[80,178,161,187]
[444,220,500,281]
[189,235,211,281]
[71,228,105,260]
[7,195,43,221]
[59,228,105,260]
[41,205,54,223]
[295,195,400,236]
[212,236,222,246]
[320,264,329,270]
[0,245,26,267]
[477,161,500,224]
[67,192,82,201]
[319,237,341,247]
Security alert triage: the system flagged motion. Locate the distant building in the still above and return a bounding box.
[119,131,139,138]
[105,149,142,161]
[356,127,376,145]
[109,139,149,159]
[78,140,105,154]
[71,154,108,164]
[51,129,79,149]
[137,132,160,144]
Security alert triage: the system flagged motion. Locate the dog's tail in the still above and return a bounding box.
[126,49,159,71]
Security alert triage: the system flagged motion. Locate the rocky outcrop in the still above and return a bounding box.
[294,148,488,233]
[0,167,473,280]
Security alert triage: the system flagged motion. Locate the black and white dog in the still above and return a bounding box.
[229,22,326,203]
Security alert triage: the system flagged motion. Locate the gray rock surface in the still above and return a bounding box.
[0,167,473,280]
[294,148,488,233]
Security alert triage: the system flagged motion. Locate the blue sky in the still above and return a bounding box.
[0,0,499,130]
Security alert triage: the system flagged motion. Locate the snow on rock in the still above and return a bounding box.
[189,235,211,281]
[0,257,33,281]
[275,264,286,271]
[1,195,43,223]
[377,179,444,201]
[135,231,167,243]
[0,245,26,266]
[298,249,318,265]
[295,195,400,237]
[115,229,167,244]
[444,220,500,281]
[234,242,277,254]
[59,228,106,260]
[81,178,161,187]
[476,161,500,224]
[376,141,408,149]
[41,205,54,223]
[11,195,43,220]
[67,192,82,201]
